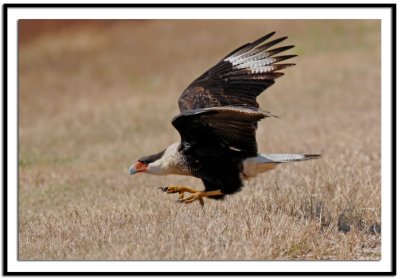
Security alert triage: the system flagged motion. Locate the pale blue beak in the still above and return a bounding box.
[129,165,137,175]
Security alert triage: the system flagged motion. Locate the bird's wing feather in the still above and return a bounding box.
[172,106,272,157]
[178,32,296,112]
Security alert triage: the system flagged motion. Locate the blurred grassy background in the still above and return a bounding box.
[19,20,381,260]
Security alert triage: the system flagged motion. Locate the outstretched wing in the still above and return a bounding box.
[178,32,296,112]
[172,106,273,157]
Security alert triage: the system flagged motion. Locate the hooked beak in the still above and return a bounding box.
[129,165,137,175]
[129,161,147,175]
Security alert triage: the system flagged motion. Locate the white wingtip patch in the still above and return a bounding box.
[224,34,294,75]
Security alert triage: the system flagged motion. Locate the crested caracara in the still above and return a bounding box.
[129,32,321,205]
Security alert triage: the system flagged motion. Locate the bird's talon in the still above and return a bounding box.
[178,193,201,204]
[159,186,223,205]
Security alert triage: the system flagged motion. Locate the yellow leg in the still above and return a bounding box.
[159,185,198,200]
[178,190,224,206]
[159,186,224,206]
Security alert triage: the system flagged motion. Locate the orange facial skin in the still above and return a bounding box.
[134,161,148,172]
[129,161,148,175]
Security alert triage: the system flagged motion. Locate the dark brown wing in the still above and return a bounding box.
[172,106,273,157]
[178,32,296,112]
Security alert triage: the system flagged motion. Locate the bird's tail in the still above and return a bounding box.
[260,153,322,162]
[242,153,321,179]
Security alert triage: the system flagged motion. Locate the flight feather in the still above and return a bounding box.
[178,31,296,112]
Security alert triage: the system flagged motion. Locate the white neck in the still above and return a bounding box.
[146,143,184,175]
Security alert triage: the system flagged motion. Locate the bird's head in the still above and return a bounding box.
[129,149,167,175]
[129,160,149,175]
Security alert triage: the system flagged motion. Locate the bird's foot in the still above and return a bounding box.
[159,187,224,206]
[177,192,205,206]
[158,185,198,200]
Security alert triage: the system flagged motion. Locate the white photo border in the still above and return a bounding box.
[4,3,395,275]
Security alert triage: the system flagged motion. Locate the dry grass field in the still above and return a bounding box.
[18,20,381,260]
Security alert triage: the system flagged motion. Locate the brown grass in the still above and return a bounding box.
[18,20,381,260]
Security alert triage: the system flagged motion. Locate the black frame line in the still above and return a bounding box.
[3,3,396,276]
[1,3,397,8]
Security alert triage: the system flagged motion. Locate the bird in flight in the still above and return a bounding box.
[129,32,320,206]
